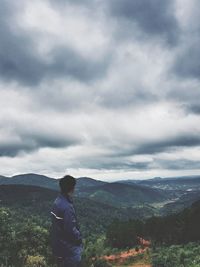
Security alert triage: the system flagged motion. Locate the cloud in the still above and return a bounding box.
[0,0,200,179]
[134,135,200,155]
[174,38,200,79]
[49,0,94,8]
[70,154,151,170]
[0,128,80,157]
[0,0,110,86]
[156,159,200,170]
[171,0,200,79]
[108,0,179,44]
[187,105,200,115]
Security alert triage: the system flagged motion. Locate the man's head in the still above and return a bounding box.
[59,175,76,195]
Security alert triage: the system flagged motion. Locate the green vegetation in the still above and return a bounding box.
[0,184,148,237]
[76,182,170,207]
[0,206,116,267]
[0,207,54,267]
[152,242,200,267]
[0,185,133,266]
[0,183,200,267]
[106,219,142,248]
[106,200,200,248]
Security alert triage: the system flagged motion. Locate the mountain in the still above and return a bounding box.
[0,173,106,191]
[1,173,199,212]
[76,182,170,207]
[0,173,171,207]
[76,177,107,191]
[0,173,59,190]
[160,189,200,215]
[120,175,200,191]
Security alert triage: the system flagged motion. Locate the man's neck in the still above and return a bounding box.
[61,192,73,202]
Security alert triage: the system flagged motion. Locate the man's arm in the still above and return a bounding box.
[63,206,82,245]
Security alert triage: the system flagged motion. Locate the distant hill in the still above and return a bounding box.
[0,173,107,192]
[1,173,199,212]
[160,189,200,215]
[120,175,200,191]
[0,173,171,207]
[0,173,59,190]
[76,176,107,187]
[76,182,170,207]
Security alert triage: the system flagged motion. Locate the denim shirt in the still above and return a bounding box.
[50,193,83,259]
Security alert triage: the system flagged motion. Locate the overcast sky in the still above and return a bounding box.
[0,0,200,181]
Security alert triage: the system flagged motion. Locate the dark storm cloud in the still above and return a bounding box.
[72,157,150,170]
[171,1,200,80]
[157,159,200,170]
[182,103,200,115]
[49,0,93,7]
[0,1,109,86]
[100,89,157,109]
[96,161,150,171]
[187,105,200,115]
[108,0,179,44]
[174,39,200,79]
[0,132,80,157]
[135,135,200,155]
[111,134,200,158]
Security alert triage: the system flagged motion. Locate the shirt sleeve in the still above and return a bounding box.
[63,205,82,244]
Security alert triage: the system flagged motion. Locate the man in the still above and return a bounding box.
[50,175,83,267]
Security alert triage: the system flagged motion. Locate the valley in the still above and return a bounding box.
[1,173,199,215]
[0,173,200,267]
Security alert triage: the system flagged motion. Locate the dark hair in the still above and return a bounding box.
[59,175,76,193]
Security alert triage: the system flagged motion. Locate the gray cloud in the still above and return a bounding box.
[157,159,200,170]
[0,0,200,178]
[187,105,200,115]
[71,156,151,170]
[0,129,81,157]
[135,135,200,155]
[110,134,200,158]
[99,89,158,109]
[171,1,200,80]
[181,103,200,115]
[108,0,179,44]
[0,0,109,86]
[174,39,200,79]
[49,0,94,7]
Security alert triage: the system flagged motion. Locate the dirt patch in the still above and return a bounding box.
[100,238,151,266]
[102,248,148,264]
[129,264,151,267]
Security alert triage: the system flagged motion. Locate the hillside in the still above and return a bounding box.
[146,199,200,244]
[118,176,200,211]
[0,184,155,236]
[77,182,170,207]
[105,200,200,252]
[76,176,107,188]
[0,173,108,192]
[0,173,171,207]
[1,173,199,213]
[121,175,200,191]
[160,189,200,215]
[0,173,59,190]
